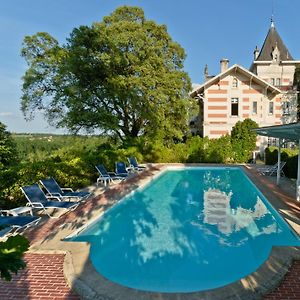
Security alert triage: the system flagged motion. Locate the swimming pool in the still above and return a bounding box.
[70,167,300,292]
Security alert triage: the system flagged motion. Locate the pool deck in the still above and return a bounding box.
[1,164,300,299]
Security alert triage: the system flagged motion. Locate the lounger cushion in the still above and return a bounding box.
[45,201,78,209]
[60,191,90,198]
[0,216,40,227]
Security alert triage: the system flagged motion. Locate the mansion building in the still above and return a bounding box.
[190,21,299,152]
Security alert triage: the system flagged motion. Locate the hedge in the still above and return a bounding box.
[264,146,298,178]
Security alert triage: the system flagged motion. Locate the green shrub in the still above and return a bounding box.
[206,136,233,163]
[1,129,268,208]
[231,119,258,163]
[186,136,206,163]
[265,146,298,179]
[285,155,298,179]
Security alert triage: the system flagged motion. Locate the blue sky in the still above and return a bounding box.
[0,0,299,133]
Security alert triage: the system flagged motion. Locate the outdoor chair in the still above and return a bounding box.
[40,178,91,202]
[95,164,126,186]
[128,156,146,171]
[0,226,14,240]
[257,162,279,173]
[115,162,130,177]
[21,184,79,218]
[0,211,41,238]
[258,161,286,177]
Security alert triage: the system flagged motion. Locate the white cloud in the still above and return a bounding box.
[0,112,14,117]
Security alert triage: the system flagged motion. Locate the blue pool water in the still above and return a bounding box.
[70,167,300,292]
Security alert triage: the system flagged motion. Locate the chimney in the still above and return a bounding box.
[204,64,209,81]
[254,46,259,60]
[220,59,229,73]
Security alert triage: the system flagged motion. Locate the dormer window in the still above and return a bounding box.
[232,78,238,88]
[272,46,280,63]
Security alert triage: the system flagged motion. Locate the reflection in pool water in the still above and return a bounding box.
[70,167,300,292]
[199,189,279,241]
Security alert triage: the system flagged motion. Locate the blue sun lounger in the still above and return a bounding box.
[128,156,146,171]
[39,178,91,201]
[95,164,126,186]
[0,214,40,237]
[21,184,79,218]
[115,162,130,177]
[0,226,14,240]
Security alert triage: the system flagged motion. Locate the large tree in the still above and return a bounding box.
[0,121,18,169]
[0,123,28,281]
[21,6,192,141]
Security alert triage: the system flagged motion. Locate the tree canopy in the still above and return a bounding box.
[21,6,192,141]
[0,121,18,169]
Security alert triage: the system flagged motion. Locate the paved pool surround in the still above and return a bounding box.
[27,164,300,300]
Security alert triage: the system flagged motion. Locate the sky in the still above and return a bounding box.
[0,0,299,133]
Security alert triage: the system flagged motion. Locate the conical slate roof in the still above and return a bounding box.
[256,23,294,61]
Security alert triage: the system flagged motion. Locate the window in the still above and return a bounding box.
[252,101,257,114]
[270,78,275,85]
[283,101,290,115]
[276,78,281,86]
[231,98,239,116]
[267,137,278,147]
[232,78,238,88]
[269,102,274,115]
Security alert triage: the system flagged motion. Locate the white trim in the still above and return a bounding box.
[253,61,273,64]
[281,61,300,64]
[190,64,281,97]
[253,60,300,64]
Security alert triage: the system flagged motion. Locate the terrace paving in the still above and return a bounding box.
[0,164,299,299]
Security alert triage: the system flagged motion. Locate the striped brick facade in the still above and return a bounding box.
[190,23,299,151]
[201,70,282,140]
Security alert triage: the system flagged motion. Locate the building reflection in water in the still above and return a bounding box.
[197,189,279,243]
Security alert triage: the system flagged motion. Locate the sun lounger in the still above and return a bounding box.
[258,161,286,177]
[115,162,130,177]
[0,211,40,237]
[128,157,146,171]
[95,164,126,186]
[257,162,279,173]
[21,184,79,218]
[0,226,14,240]
[40,178,91,201]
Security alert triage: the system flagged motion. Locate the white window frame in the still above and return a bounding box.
[269,101,274,115]
[231,98,239,116]
[252,101,257,115]
[276,78,281,86]
[283,101,290,115]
